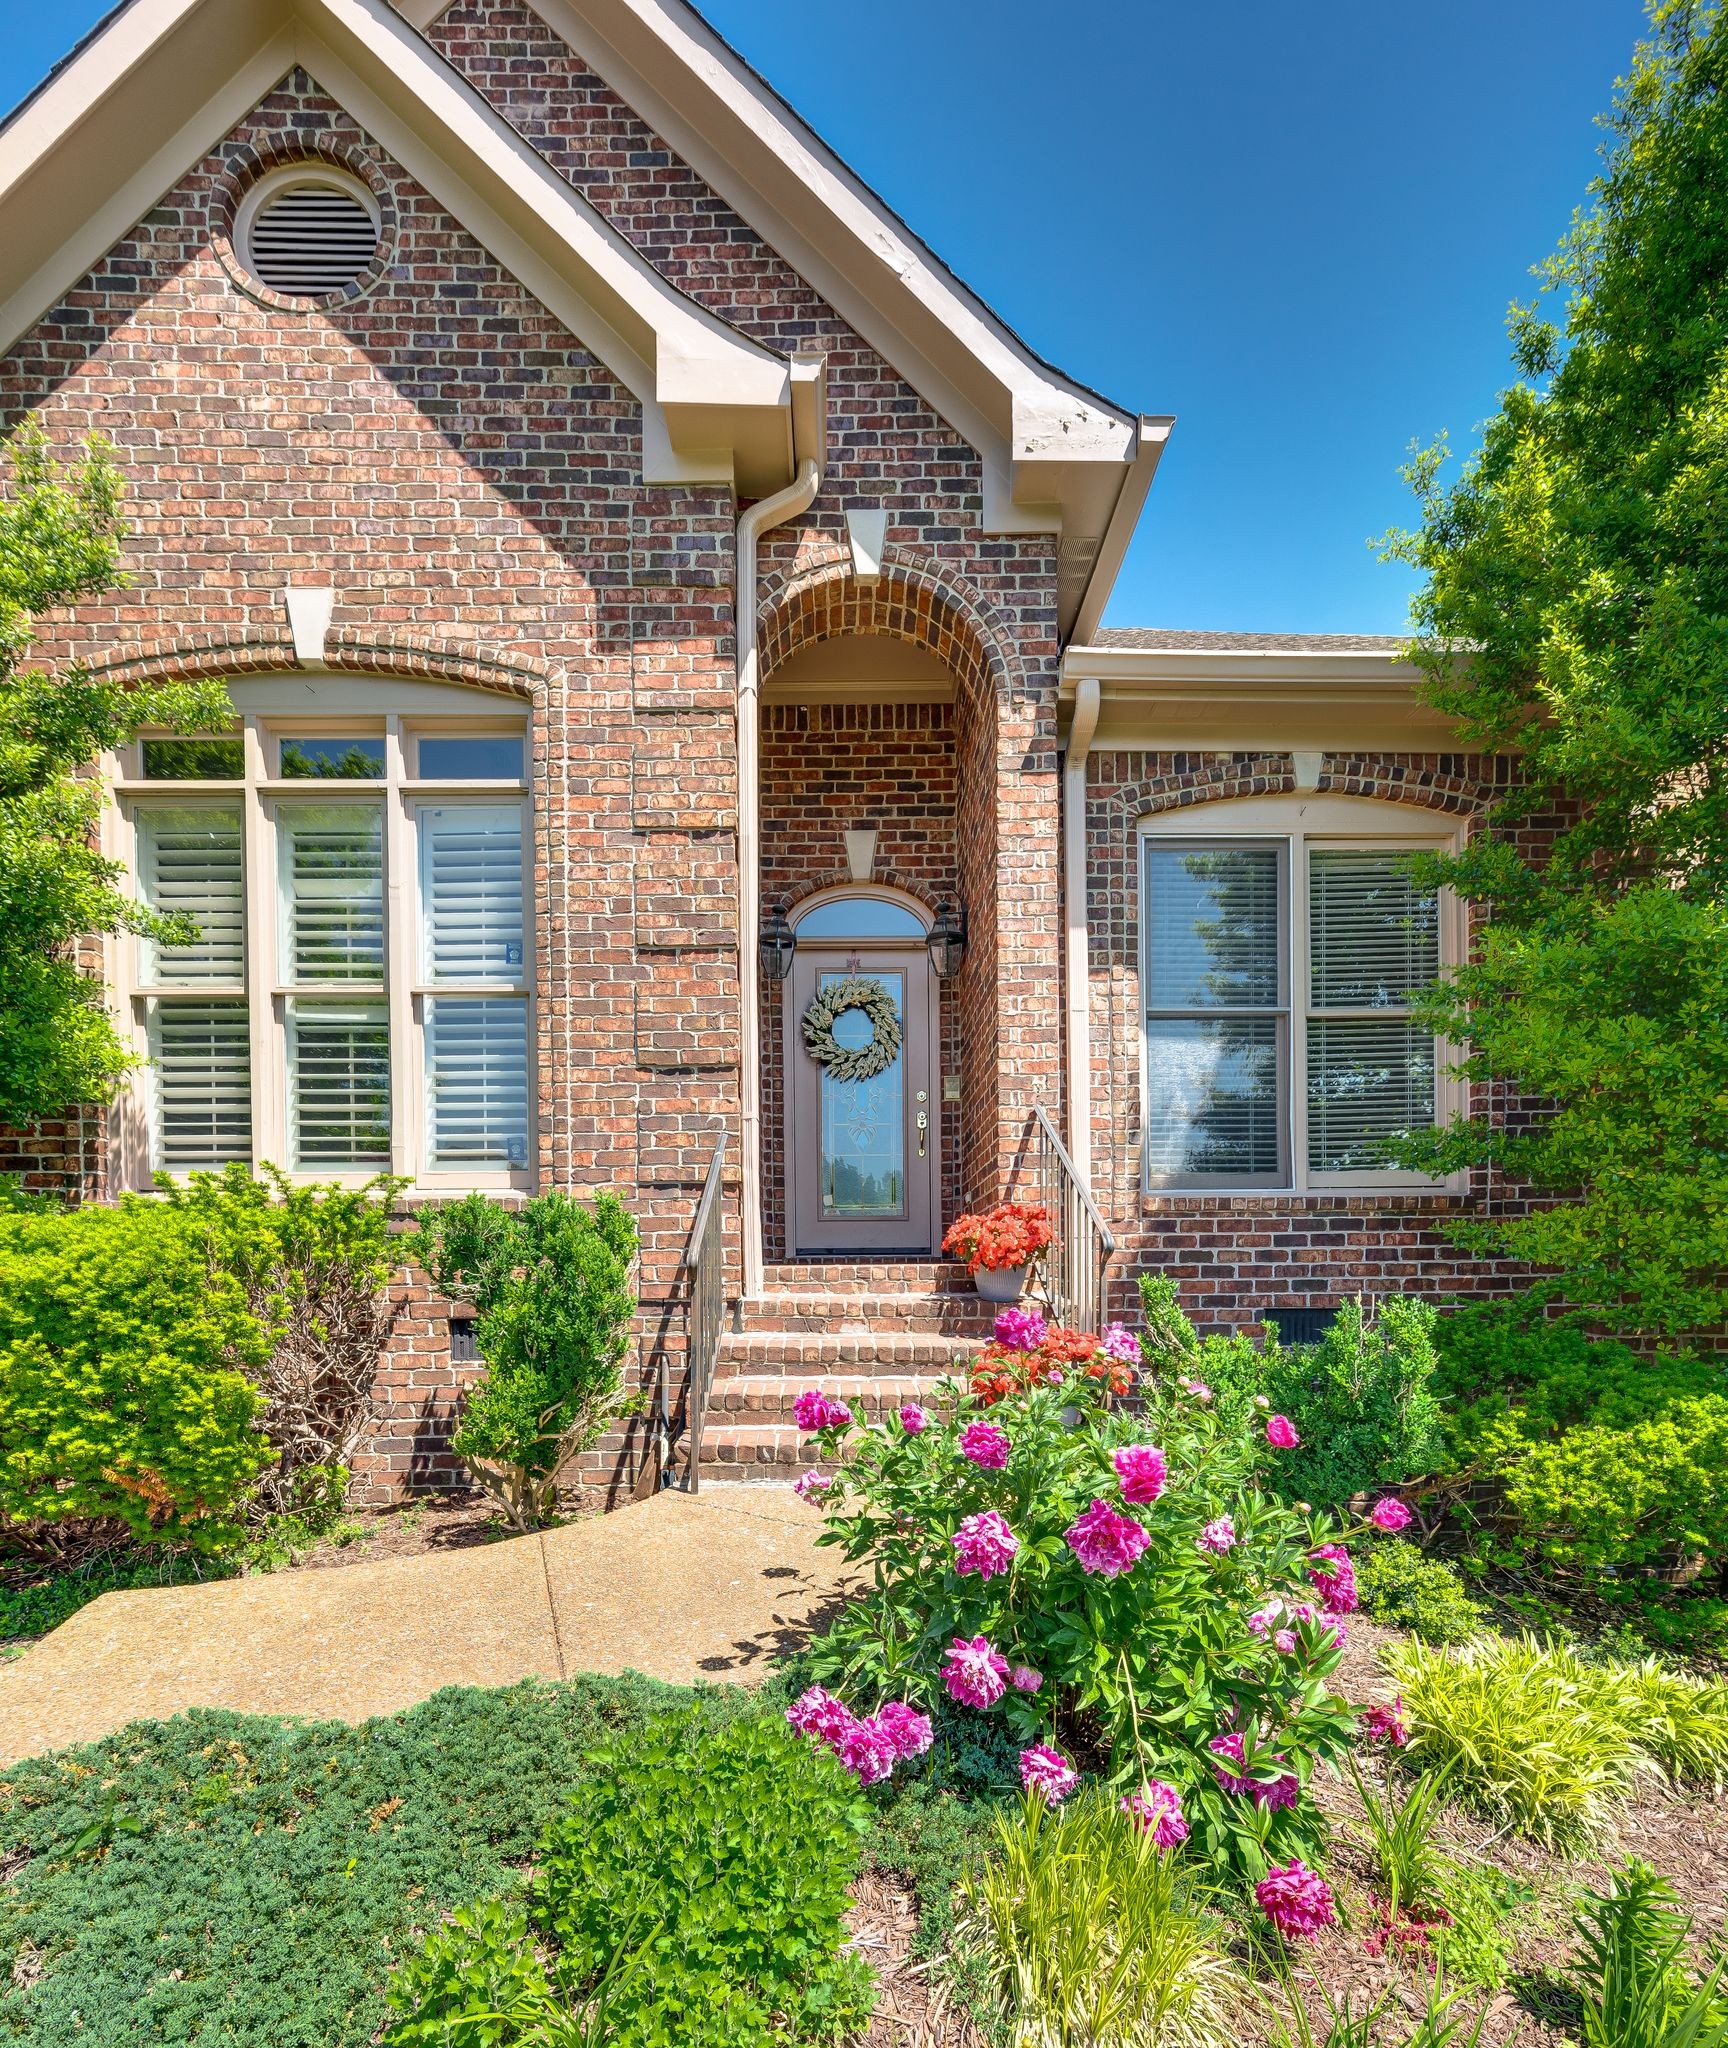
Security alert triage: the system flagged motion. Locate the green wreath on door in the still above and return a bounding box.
[801,975,903,1083]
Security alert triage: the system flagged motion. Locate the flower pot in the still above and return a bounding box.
[974,1262,1029,1304]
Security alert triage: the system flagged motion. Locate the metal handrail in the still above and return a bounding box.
[677,1133,727,1495]
[1031,1105,1116,1332]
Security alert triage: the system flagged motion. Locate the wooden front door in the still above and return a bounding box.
[786,940,938,1254]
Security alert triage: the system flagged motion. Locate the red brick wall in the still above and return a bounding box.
[1083,749,1560,1328]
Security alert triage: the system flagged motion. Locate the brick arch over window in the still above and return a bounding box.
[83,632,551,702]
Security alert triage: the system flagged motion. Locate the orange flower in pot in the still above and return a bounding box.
[940,1202,1054,1303]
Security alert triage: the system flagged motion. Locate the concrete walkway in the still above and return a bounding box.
[0,1487,855,1764]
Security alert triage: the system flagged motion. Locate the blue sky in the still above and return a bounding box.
[2,0,1647,632]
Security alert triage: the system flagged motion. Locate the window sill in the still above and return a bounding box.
[1140,1184,1472,1213]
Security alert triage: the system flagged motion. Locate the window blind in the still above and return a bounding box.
[426,997,529,1168]
[288,1001,390,1169]
[1307,1019,1436,1172]
[1146,1017,1282,1177]
[279,806,384,984]
[136,807,245,984]
[1145,845,1280,1008]
[1308,850,1438,1007]
[419,806,524,983]
[149,999,251,1170]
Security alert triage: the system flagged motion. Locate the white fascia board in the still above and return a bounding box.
[520,0,1141,520]
[1060,645,1429,691]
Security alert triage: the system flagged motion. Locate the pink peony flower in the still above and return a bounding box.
[1197,1515,1237,1553]
[898,1402,929,1434]
[1361,1697,1410,1749]
[959,1419,1011,1470]
[1307,1544,1359,1613]
[1019,1743,1079,1802]
[793,1388,853,1433]
[1120,1778,1189,1849]
[1246,1602,1281,1640]
[1273,1628,1298,1654]
[793,1469,832,1500]
[1370,1495,1413,1532]
[1265,1414,1300,1449]
[1209,1730,1256,1795]
[1010,1664,1044,1693]
[1256,1859,1336,1940]
[875,1701,935,1759]
[1113,1442,1168,1505]
[943,1633,1009,1709]
[836,1713,899,1785]
[1187,1379,1214,1403]
[1064,1498,1153,1578]
[786,1686,854,1746]
[1100,1323,1140,1365]
[953,1508,1020,1580]
[993,1306,1047,1353]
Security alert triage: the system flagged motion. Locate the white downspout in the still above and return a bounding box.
[1063,677,1102,1186]
[737,455,821,1300]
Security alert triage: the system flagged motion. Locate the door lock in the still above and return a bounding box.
[916,1109,928,1157]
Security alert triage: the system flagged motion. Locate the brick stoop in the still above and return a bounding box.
[697,1260,989,1483]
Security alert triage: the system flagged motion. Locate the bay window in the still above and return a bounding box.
[1140,801,1460,1191]
[119,701,531,1189]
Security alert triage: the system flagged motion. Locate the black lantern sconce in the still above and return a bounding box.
[926,899,968,980]
[760,905,796,984]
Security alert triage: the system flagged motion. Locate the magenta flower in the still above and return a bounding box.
[1370,1495,1413,1532]
[1019,1743,1079,1802]
[1064,1498,1152,1578]
[993,1306,1047,1352]
[875,1700,935,1759]
[1265,1414,1300,1449]
[1246,1602,1281,1640]
[793,1388,853,1432]
[1113,1442,1168,1505]
[786,1686,853,1746]
[1256,1858,1336,1940]
[898,1402,928,1434]
[1273,1628,1298,1654]
[836,1714,898,1785]
[1100,1322,1140,1365]
[793,1469,832,1501]
[1197,1515,1236,1553]
[959,1419,1010,1469]
[1010,1663,1043,1693]
[1361,1697,1410,1749]
[1209,1730,1256,1795]
[943,1633,1009,1709]
[1307,1544,1359,1613]
[953,1509,1020,1580]
[1120,1778,1189,1849]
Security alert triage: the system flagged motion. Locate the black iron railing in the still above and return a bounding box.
[1031,1105,1116,1332]
[676,1133,727,1494]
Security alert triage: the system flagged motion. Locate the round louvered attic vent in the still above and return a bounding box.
[234,167,381,300]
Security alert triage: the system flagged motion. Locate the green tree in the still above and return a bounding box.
[1383,1,1728,1334]
[0,426,231,1125]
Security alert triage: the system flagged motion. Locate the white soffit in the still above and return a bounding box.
[0,0,806,492]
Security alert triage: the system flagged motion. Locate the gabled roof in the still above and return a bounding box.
[0,0,1163,632]
[0,0,822,493]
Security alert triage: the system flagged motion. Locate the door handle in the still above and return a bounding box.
[916,1110,928,1157]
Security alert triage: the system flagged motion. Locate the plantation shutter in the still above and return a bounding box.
[279,806,385,984]
[149,999,252,1169]
[1143,844,1286,1181]
[1306,850,1439,1172]
[136,806,245,984]
[425,997,529,1168]
[288,1002,391,1168]
[418,806,524,983]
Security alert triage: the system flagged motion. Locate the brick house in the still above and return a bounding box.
[0,0,1533,1496]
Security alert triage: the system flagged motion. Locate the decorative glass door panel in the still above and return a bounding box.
[788,934,937,1254]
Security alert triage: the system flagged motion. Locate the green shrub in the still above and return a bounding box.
[1387,1635,1728,1850]
[1356,1540,1486,1645]
[387,1710,874,2047]
[1138,1278,1447,1509]
[408,1191,638,1530]
[0,1673,736,2048]
[955,1788,1249,2048]
[0,1202,272,1551]
[1571,1860,1728,2048]
[0,1546,234,1641]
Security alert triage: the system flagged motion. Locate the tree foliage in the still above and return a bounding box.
[1383,1,1728,1332]
[0,425,231,1125]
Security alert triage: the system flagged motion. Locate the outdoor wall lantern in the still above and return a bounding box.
[760,906,797,984]
[926,899,968,980]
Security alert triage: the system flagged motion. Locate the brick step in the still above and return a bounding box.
[762,1258,972,1291]
[698,1421,819,1479]
[716,1328,984,1373]
[704,1372,948,1419]
[746,1290,998,1336]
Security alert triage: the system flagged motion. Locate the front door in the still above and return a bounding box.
[787,940,937,1253]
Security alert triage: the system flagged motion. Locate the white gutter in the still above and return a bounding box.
[1063,676,1102,1186]
[737,455,821,1299]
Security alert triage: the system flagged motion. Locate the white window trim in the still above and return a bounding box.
[1137,794,1468,1196]
[112,701,533,1196]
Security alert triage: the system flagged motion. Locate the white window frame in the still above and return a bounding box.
[1138,795,1468,1195]
[113,696,533,1194]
